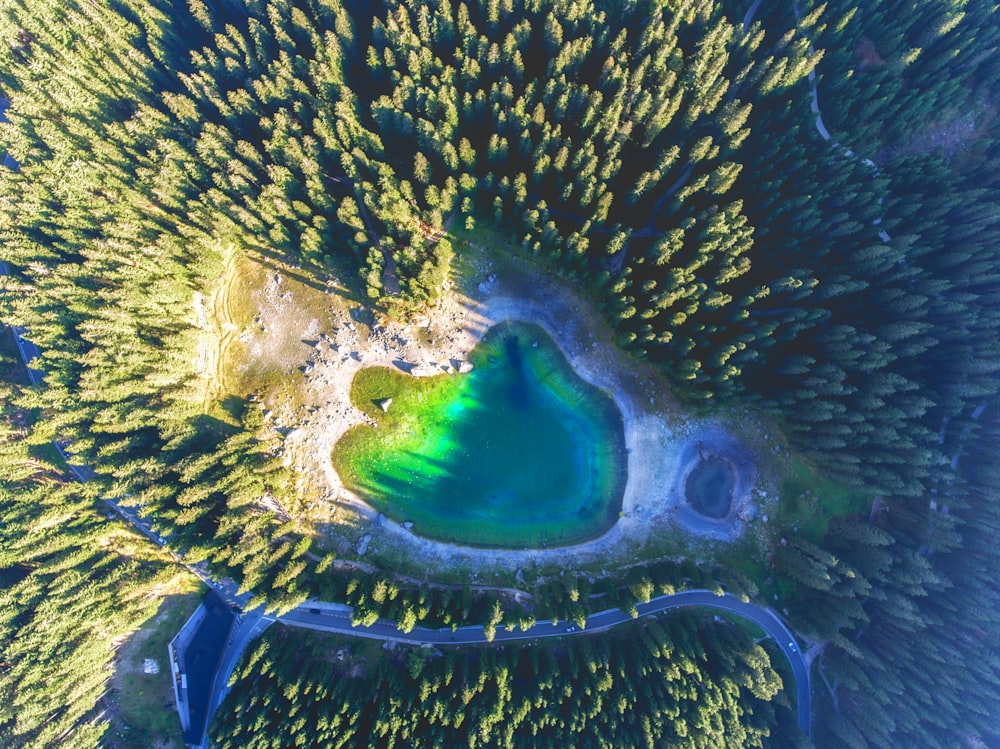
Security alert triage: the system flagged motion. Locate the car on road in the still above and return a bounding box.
[565,626,575,632]
[788,641,797,652]
[309,608,321,615]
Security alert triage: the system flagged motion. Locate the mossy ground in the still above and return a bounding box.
[214,249,344,404]
[108,574,203,749]
[775,458,871,543]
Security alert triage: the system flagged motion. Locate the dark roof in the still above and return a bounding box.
[182,591,236,747]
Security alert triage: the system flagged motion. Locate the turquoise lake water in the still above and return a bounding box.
[333,321,628,548]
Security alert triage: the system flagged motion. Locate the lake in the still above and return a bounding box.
[332,321,628,547]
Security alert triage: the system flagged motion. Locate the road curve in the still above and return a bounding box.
[275,589,811,735]
[204,609,273,735]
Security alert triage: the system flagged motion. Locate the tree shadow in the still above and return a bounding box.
[247,249,364,304]
[218,395,248,422]
[192,412,243,440]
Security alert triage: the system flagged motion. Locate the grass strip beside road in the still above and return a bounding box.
[108,576,204,749]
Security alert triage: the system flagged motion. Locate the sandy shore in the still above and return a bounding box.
[275,259,762,571]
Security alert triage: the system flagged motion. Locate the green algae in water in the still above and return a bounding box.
[332,322,628,548]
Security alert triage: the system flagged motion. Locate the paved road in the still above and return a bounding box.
[1,262,44,384]
[1,97,19,171]
[11,327,44,384]
[111,496,250,607]
[276,589,810,734]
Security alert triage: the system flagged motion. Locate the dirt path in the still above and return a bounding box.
[743,0,764,29]
[794,4,892,243]
[196,247,239,412]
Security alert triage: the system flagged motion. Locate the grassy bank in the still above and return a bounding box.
[108,574,204,749]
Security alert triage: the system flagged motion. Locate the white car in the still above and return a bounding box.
[788,641,797,652]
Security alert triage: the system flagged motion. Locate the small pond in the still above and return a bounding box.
[332,321,628,548]
[685,456,735,519]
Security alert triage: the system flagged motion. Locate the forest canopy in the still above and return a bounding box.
[2,0,1000,747]
[210,617,806,749]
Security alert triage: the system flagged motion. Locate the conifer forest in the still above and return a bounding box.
[1,0,999,747]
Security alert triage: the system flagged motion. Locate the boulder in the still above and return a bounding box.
[357,534,372,555]
[377,398,392,413]
[457,361,474,374]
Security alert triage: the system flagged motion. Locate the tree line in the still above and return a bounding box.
[210,614,807,749]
